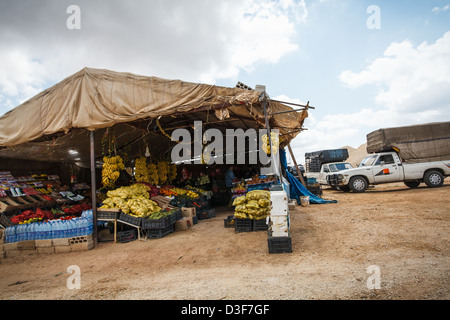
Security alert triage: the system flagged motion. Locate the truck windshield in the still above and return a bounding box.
[328,163,353,172]
[358,155,378,167]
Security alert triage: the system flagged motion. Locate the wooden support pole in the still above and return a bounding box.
[288,143,306,187]
[90,130,98,247]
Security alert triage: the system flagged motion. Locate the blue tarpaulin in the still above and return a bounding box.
[280,149,337,204]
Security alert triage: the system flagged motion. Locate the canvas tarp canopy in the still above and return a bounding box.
[0,68,308,168]
[366,121,450,163]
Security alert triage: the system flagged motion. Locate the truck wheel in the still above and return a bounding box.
[349,176,368,193]
[424,170,444,188]
[404,181,420,188]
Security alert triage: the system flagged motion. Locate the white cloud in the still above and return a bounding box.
[339,31,450,116]
[287,31,450,164]
[0,0,307,115]
[432,5,450,13]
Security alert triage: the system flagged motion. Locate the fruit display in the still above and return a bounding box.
[101,156,125,189]
[61,203,91,215]
[99,184,161,218]
[246,174,276,186]
[232,182,247,195]
[185,185,207,195]
[145,208,178,220]
[10,208,55,224]
[134,157,149,183]
[197,173,210,186]
[147,163,159,185]
[233,190,271,220]
[160,185,199,200]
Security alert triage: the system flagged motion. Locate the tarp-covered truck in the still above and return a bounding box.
[327,122,450,192]
[305,149,353,185]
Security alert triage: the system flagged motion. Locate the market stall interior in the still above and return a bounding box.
[0,67,317,253]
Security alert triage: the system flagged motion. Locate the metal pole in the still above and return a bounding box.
[262,97,282,184]
[90,130,98,247]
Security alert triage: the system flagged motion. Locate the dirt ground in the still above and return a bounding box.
[1,181,449,300]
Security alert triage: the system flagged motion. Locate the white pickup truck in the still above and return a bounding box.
[306,162,353,185]
[327,151,450,192]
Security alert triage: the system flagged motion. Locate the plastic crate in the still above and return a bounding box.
[197,208,216,220]
[118,212,142,227]
[97,209,120,220]
[224,215,235,228]
[141,215,172,229]
[253,218,268,231]
[234,218,253,232]
[117,230,136,243]
[193,215,198,225]
[267,233,292,254]
[145,224,174,239]
[0,212,13,228]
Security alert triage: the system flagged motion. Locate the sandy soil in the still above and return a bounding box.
[1,181,449,300]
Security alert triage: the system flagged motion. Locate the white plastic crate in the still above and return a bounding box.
[269,190,289,217]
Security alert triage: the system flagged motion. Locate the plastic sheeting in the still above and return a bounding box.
[280,148,337,204]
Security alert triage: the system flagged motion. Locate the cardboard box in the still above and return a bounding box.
[175,217,193,231]
[181,207,196,218]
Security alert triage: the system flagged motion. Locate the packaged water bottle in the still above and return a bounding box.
[46,221,53,240]
[49,221,54,239]
[5,226,13,243]
[61,220,67,238]
[87,218,93,235]
[28,223,34,241]
[66,219,73,238]
[16,224,23,242]
[3,227,9,243]
[11,225,18,243]
[35,223,41,240]
[55,220,62,239]
[40,222,47,240]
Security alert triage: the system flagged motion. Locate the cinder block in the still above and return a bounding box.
[70,242,94,252]
[3,242,18,251]
[6,249,36,257]
[37,247,55,254]
[17,240,36,250]
[54,245,72,254]
[69,234,93,245]
[35,239,53,248]
[53,238,69,246]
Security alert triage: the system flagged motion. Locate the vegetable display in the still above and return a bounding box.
[100,184,161,218]
[233,190,271,220]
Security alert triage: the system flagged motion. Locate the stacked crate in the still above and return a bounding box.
[267,189,292,253]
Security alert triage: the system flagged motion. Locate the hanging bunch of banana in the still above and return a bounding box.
[147,163,159,185]
[261,132,280,155]
[101,155,125,189]
[134,157,149,183]
[157,161,168,185]
[168,163,177,183]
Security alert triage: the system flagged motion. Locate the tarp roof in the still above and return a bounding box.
[0,67,308,168]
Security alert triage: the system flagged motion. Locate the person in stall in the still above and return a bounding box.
[225,165,236,192]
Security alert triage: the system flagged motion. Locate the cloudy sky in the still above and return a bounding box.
[1,0,449,164]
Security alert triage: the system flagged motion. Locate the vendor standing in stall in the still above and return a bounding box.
[225,166,236,192]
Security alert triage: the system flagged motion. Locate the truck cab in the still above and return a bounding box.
[306,162,353,185]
